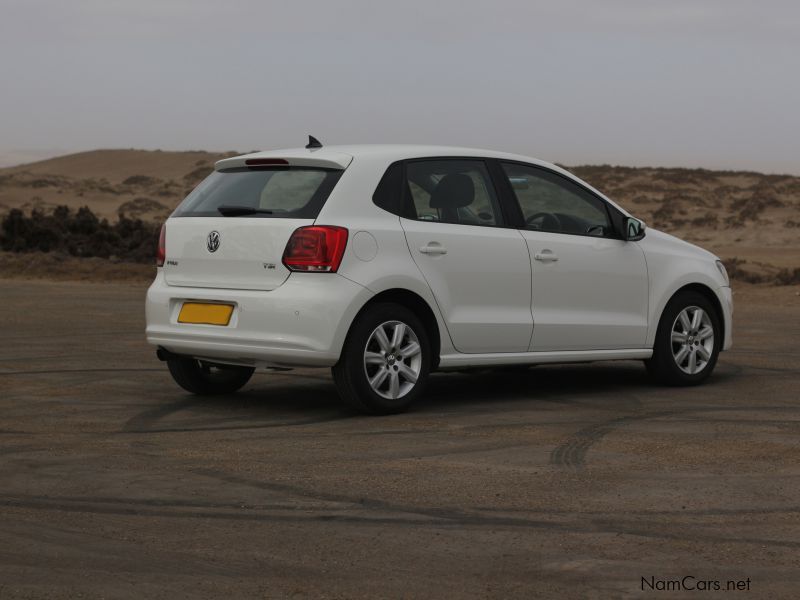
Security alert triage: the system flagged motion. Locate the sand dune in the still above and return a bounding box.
[0,149,797,283]
[0,149,235,221]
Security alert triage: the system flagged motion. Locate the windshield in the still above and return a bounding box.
[173,167,343,218]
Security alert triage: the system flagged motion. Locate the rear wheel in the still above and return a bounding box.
[645,290,721,386]
[166,357,254,395]
[332,303,431,414]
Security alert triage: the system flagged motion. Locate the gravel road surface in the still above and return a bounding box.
[1,280,798,599]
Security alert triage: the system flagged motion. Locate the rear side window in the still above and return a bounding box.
[404,160,503,226]
[372,161,403,215]
[173,167,343,218]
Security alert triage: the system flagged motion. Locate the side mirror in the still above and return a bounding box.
[624,217,646,241]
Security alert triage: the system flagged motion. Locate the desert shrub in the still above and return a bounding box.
[183,166,212,184]
[0,206,160,263]
[72,177,122,196]
[726,195,784,226]
[29,177,63,188]
[690,213,719,228]
[778,180,800,195]
[723,258,767,284]
[648,168,716,187]
[775,268,800,285]
[651,202,678,227]
[721,258,799,286]
[123,174,159,186]
[4,172,70,188]
[117,197,169,218]
[622,182,665,194]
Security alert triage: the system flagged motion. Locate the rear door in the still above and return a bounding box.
[399,159,533,353]
[164,166,343,291]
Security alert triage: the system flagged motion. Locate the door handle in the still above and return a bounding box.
[419,244,447,256]
[534,250,558,262]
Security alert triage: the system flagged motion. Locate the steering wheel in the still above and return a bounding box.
[526,212,561,231]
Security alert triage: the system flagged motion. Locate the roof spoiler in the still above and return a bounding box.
[215,150,352,171]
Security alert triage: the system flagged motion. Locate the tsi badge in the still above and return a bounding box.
[206,230,221,253]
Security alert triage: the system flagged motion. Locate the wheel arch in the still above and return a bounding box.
[344,288,442,370]
[658,282,725,344]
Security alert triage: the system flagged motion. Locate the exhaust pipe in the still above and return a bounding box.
[156,347,183,362]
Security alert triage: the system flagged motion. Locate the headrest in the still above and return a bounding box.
[429,173,474,210]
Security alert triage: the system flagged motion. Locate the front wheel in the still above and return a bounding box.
[166,357,254,395]
[332,303,431,414]
[645,290,721,386]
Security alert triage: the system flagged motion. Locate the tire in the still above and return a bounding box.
[645,290,721,386]
[332,303,431,414]
[166,357,254,395]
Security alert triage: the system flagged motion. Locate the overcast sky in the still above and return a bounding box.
[1,0,799,172]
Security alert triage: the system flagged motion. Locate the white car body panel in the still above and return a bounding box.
[319,154,458,357]
[637,228,733,350]
[164,217,307,291]
[147,270,372,367]
[145,144,732,370]
[400,218,533,353]
[521,230,649,351]
[334,217,458,358]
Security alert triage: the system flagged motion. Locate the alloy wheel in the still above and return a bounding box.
[670,306,715,375]
[363,320,423,400]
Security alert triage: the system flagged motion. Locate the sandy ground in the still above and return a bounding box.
[1,280,799,599]
[0,252,155,282]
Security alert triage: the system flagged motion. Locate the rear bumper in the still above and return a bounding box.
[145,270,372,367]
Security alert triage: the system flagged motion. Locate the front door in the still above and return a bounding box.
[498,162,649,351]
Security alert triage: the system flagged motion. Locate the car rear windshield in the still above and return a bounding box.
[172,167,343,218]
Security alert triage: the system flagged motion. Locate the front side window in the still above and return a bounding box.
[173,167,342,218]
[501,163,611,236]
[404,160,503,226]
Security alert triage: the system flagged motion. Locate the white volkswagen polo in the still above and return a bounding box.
[146,139,733,413]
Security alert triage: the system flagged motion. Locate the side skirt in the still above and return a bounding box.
[437,348,652,370]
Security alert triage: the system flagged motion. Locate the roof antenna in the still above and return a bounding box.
[305,135,323,149]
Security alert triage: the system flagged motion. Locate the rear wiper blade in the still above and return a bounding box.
[217,205,273,216]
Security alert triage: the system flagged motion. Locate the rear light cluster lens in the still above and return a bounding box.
[282,226,348,272]
[156,224,166,267]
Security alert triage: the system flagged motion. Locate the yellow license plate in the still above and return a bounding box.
[178,302,234,326]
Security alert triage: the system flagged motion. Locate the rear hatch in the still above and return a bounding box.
[164,153,349,291]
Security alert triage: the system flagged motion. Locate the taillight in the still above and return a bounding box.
[282,226,348,273]
[156,224,166,267]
